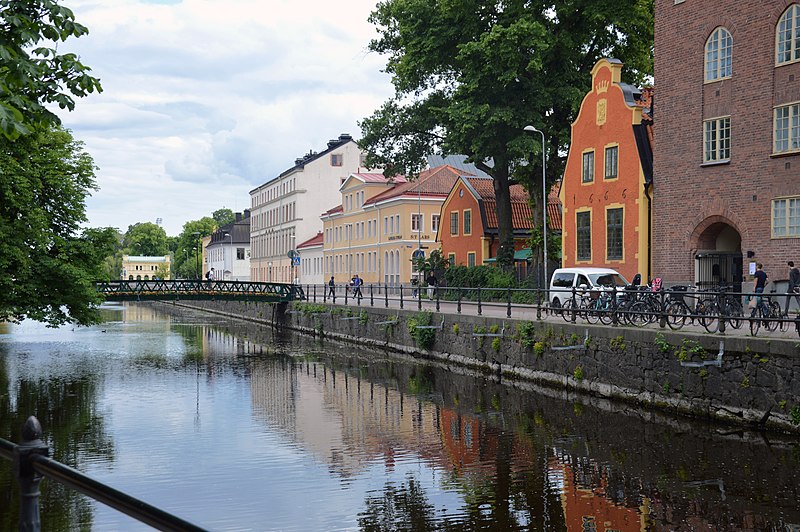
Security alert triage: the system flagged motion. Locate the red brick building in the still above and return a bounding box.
[560,58,654,283]
[653,1,800,289]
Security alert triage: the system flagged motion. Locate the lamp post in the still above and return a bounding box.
[191,232,201,279]
[523,125,547,291]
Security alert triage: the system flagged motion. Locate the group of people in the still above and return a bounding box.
[751,261,800,317]
[326,272,439,301]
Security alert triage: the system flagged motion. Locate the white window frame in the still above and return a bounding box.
[582,151,594,183]
[777,5,800,66]
[411,213,423,232]
[774,102,800,154]
[705,27,732,82]
[772,197,800,238]
[703,116,731,163]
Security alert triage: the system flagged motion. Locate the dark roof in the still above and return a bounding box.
[210,213,250,245]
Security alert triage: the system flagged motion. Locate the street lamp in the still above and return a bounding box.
[523,125,547,291]
[191,231,201,279]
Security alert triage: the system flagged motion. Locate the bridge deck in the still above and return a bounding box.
[97,280,305,303]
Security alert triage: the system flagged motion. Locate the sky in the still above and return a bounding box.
[60,0,395,236]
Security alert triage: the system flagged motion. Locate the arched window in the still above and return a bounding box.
[705,27,732,81]
[777,4,800,65]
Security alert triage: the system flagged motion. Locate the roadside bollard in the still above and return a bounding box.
[13,416,49,532]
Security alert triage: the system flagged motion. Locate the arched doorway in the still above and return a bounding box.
[692,219,743,291]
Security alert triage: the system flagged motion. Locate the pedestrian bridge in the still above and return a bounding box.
[96,280,305,303]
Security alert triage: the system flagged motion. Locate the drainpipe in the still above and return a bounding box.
[644,182,653,281]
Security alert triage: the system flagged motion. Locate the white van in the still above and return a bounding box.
[549,267,630,308]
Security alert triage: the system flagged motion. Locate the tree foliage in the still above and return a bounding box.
[0,126,116,325]
[360,0,654,266]
[212,207,235,227]
[0,0,102,139]
[122,222,168,257]
[172,217,216,279]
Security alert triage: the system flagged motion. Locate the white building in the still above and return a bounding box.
[296,232,324,286]
[206,212,251,281]
[249,133,375,283]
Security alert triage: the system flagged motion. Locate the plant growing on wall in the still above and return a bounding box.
[407,311,436,349]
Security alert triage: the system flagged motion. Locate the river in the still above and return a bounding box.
[1,302,798,531]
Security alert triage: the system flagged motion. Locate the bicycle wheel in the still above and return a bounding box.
[585,299,600,324]
[749,307,761,336]
[769,301,788,332]
[696,301,719,333]
[628,301,650,327]
[561,297,577,322]
[599,301,614,325]
[725,299,743,329]
[665,301,687,330]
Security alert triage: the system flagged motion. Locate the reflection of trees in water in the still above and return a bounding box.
[0,354,113,531]
[358,476,437,531]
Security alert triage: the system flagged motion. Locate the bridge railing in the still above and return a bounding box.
[1,416,206,532]
[97,280,304,302]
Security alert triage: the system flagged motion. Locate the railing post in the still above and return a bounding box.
[370,284,374,307]
[313,284,316,303]
[457,287,462,314]
[658,290,666,328]
[436,287,440,313]
[418,282,422,311]
[507,287,512,318]
[611,285,619,326]
[345,283,349,305]
[570,286,577,323]
[384,284,389,308]
[718,289,727,334]
[400,284,404,309]
[477,286,482,315]
[537,288,542,320]
[13,416,49,532]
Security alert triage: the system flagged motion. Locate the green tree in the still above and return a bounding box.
[173,218,216,279]
[411,249,449,278]
[360,0,653,268]
[122,222,168,256]
[0,0,102,139]
[0,126,116,325]
[212,207,235,227]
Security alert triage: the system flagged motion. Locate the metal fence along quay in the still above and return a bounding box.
[96,279,304,303]
[303,282,800,340]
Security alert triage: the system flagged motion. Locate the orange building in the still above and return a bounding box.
[560,58,654,282]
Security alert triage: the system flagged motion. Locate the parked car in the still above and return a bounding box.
[549,267,630,308]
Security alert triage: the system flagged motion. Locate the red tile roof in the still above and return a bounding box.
[297,232,324,249]
[365,165,469,205]
[463,177,562,231]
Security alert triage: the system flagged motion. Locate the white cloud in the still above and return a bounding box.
[61,0,394,235]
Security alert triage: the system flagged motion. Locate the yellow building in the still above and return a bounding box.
[321,165,464,286]
[121,255,171,280]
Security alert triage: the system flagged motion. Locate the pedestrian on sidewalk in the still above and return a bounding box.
[784,261,800,316]
[328,276,336,301]
[426,272,437,299]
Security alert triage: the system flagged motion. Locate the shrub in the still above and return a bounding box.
[407,311,436,349]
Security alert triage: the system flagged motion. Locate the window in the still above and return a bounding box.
[774,102,800,153]
[606,208,623,260]
[703,117,731,162]
[448,253,456,265]
[604,146,618,179]
[576,211,591,261]
[773,197,800,237]
[384,216,388,235]
[331,153,343,166]
[582,151,594,183]
[463,210,472,235]
[412,213,423,232]
[467,252,476,267]
[777,5,800,65]
[450,211,459,236]
[705,27,732,81]
[431,214,440,233]
[237,248,245,260]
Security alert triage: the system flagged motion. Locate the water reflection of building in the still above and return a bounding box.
[548,451,648,532]
[120,303,173,326]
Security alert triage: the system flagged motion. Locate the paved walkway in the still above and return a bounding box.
[304,287,800,341]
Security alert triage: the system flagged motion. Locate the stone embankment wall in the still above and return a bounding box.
[168,300,800,433]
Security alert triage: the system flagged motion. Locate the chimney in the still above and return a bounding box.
[235,212,242,222]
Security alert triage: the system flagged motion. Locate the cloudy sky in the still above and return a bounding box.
[60,0,394,236]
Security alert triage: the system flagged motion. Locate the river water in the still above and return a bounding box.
[1,302,799,531]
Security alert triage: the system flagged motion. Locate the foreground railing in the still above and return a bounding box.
[299,282,800,338]
[0,417,206,532]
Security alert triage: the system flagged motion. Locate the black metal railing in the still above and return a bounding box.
[97,280,305,303]
[302,282,800,338]
[1,417,206,532]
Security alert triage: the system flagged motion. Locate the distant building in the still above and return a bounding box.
[653,1,800,289]
[559,58,653,283]
[206,211,251,281]
[122,255,171,280]
[249,134,376,283]
[296,232,324,286]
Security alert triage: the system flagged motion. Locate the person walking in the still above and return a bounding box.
[752,263,769,317]
[426,272,437,299]
[352,274,363,300]
[784,261,800,316]
[328,276,336,301]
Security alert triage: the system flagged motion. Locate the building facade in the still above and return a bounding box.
[297,232,324,286]
[560,58,653,283]
[121,255,171,280]
[206,211,251,281]
[321,165,462,286]
[249,134,373,283]
[653,0,800,289]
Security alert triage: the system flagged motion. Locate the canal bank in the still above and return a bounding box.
[160,300,800,434]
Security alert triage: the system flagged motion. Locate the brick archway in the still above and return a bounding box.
[690,215,742,251]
